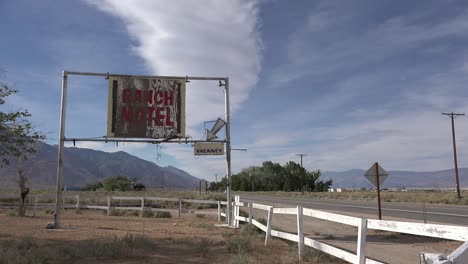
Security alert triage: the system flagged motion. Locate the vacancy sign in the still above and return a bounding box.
[194,142,224,155]
[364,162,389,187]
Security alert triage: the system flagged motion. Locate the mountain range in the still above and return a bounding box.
[1,141,467,190]
[323,168,468,189]
[0,142,201,189]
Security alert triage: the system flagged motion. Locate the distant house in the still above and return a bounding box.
[132,183,146,191]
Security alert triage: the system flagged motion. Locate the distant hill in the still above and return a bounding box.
[0,142,201,189]
[323,168,468,188]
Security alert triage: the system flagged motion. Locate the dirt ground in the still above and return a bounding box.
[0,207,462,264]
[0,209,329,264]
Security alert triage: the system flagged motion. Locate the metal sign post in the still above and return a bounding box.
[375,163,382,220]
[53,71,233,228]
[364,162,389,221]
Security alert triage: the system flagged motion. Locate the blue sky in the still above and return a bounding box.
[2,0,468,181]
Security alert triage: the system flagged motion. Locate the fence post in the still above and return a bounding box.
[33,196,38,217]
[107,196,111,216]
[140,197,144,217]
[235,195,240,228]
[248,202,252,225]
[265,206,273,246]
[75,195,80,210]
[178,198,182,219]
[217,201,221,222]
[357,218,368,264]
[297,206,304,261]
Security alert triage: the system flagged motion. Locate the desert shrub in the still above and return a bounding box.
[7,211,16,217]
[229,250,249,264]
[196,238,209,257]
[302,247,344,263]
[154,211,172,218]
[195,214,205,218]
[240,224,259,236]
[127,210,139,216]
[195,223,214,230]
[142,209,154,218]
[109,209,126,216]
[44,209,54,215]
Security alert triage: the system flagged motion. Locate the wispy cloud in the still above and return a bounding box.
[86,0,263,135]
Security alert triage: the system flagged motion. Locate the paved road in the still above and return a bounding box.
[239,193,468,226]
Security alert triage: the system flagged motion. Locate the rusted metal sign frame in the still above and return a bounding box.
[54,70,233,229]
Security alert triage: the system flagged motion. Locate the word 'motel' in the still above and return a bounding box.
[120,85,179,128]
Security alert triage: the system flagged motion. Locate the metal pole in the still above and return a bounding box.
[450,114,462,199]
[300,155,303,194]
[296,154,307,194]
[224,77,233,226]
[375,162,382,220]
[54,71,68,229]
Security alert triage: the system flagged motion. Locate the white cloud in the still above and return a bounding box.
[86,0,262,133]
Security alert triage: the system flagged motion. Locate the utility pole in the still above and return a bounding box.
[296,154,308,195]
[442,112,464,199]
[215,174,218,183]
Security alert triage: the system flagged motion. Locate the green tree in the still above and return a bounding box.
[103,176,135,191]
[0,72,44,167]
[0,71,45,216]
[82,181,104,191]
[230,161,331,193]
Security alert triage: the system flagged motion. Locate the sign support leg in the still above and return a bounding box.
[54,71,68,229]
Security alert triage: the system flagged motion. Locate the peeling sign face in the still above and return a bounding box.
[107,77,186,139]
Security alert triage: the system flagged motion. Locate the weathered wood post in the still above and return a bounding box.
[107,196,111,216]
[75,195,80,210]
[357,218,368,264]
[217,201,221,222]
[33,196,38,217]
[248,202,253,225]
[235,195,239,228]
[140,197,144,217]
[265,206,273,246]
[297,206,304,261]
[178,198,182,219]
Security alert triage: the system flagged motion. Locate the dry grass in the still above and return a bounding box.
[0,234,157,264]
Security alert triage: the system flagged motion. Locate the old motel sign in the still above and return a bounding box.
[107,77,186,139]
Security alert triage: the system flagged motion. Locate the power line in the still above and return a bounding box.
[296,153,308,195]
[442,112,465,199]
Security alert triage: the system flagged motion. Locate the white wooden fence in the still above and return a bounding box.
[231,195,468,264]
[0,195,227,220]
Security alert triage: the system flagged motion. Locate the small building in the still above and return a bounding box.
[132,183,146,191]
